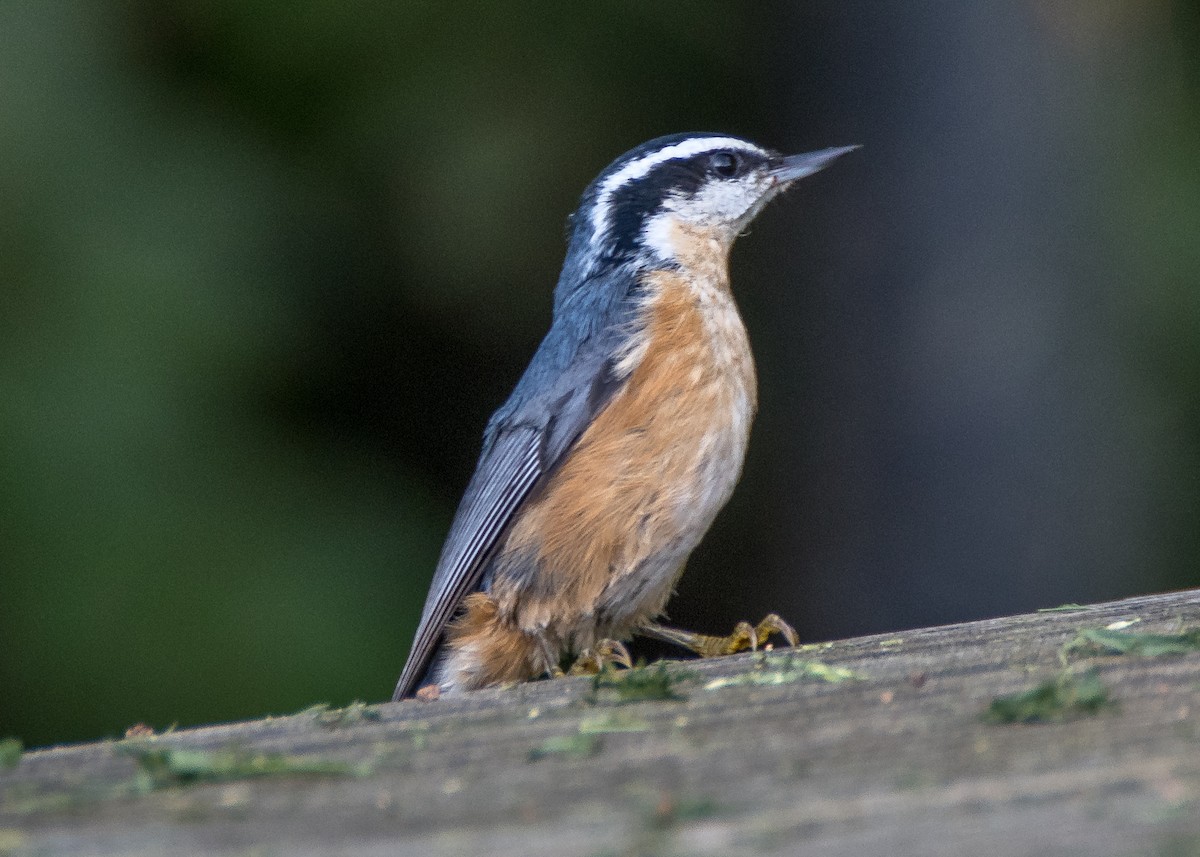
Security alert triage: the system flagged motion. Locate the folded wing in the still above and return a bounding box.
[391,305,633,700]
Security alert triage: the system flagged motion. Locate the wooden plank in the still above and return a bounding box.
[4,589,1200,856]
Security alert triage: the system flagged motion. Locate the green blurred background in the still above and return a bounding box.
[1,2,1198,747]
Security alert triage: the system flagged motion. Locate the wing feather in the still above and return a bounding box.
[391,428,542,700]
[391,267,638,701]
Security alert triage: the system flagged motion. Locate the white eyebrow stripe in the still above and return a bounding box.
[589,136,765,243]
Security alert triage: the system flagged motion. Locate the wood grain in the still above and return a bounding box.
[5,589,1200,856]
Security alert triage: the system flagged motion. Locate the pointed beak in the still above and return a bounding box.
[769,145,860,184]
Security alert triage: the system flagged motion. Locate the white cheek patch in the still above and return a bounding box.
[640,211,684,265]
[673,177,776,228]
[639,175,778,264]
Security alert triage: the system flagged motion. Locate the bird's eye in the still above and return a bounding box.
[710,151,741,178]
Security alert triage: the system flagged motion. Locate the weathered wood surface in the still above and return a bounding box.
[4,589,1200,857]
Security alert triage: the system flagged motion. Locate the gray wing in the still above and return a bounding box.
[391,328,628,701]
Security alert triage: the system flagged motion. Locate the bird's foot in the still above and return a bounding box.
[568,639,634,675]
[641,614,798,657]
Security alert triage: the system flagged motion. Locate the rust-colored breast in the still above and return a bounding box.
[489,261,757,650]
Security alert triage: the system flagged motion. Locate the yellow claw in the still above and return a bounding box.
[568,639,634,675]
[640,613,799,657]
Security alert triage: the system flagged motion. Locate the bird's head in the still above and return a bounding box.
[566,132,857,276]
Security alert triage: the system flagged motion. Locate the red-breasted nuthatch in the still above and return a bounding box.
[393,133,857,700]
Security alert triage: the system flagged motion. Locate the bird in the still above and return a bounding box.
[392,132,857,701]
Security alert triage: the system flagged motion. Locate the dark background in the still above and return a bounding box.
[2,2,1198,748]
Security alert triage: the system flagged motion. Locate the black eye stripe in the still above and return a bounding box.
[572,142,767,264]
